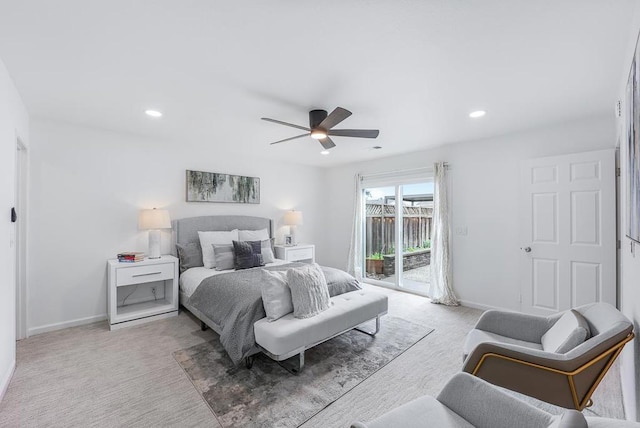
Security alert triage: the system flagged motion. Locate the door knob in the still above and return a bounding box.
[523,247,531,253]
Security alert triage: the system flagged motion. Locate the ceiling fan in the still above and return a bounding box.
[261,107,379,150]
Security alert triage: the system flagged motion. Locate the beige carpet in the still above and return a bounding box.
[0,283,626,427]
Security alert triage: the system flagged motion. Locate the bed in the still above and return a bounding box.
[172,215,361,366]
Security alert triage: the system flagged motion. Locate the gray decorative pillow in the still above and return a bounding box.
[541,310,590,353]
[176,242,203,274]
[261,239,275,264]
[287,263,331,319]
[213,244,235,271]
[260,269,293,321]
[232,240,264,270]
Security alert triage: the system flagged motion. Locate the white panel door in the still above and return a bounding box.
[520,149,616,316]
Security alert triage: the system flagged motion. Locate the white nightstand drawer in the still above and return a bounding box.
[287,247,314,262]
[116,263,174,286]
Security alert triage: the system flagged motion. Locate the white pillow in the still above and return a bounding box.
[261,239,275,264]
[541,310,590,353]
[198,230,238,269]
[238,228,270,241]
[287,263,331,319]
[260,269,293,321]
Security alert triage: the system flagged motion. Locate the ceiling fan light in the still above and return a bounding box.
[310,129,327,139]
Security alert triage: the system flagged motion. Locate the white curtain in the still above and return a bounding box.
[347,174,364,280]
[428,162,459,306]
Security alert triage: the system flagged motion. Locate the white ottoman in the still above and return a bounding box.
[254,290,388,373]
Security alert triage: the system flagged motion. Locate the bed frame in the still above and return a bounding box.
[172,215,273,350]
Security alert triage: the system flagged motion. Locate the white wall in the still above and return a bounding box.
[0,58,29,400]
[617,3,640,422]
[27,119,325,334]
[319,115,615,311]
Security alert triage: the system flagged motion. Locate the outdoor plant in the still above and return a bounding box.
[367,252,384,260]
[422,240,431,249]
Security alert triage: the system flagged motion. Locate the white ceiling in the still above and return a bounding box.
[0,1,636,167]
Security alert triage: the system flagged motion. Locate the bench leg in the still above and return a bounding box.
[245,356,255,369]
[200,320,208,331]
[277,351,305,375]
[354,315,381,337]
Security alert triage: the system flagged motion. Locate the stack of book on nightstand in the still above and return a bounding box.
[117,252,145,263]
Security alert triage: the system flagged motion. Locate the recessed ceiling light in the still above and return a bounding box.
[320,150,330,155]
[145,109,163,118]
[469,110,486,118]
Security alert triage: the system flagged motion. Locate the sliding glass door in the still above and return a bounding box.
[363,179,433,295]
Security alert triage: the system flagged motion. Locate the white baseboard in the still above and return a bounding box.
[28,314,107,336]
[0,359,16,403]
[458,299,516,313]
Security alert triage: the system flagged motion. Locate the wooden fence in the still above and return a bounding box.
[365,204,432,257]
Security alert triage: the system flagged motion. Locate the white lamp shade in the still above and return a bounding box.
[284,210,303,226]
[138,209,171,230]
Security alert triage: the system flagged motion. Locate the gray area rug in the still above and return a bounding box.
[174,316,434,428]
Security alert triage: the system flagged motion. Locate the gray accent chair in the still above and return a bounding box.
[350,373,640,428]
[462,303,634,410]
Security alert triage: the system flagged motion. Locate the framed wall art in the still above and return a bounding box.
[627,47,640,243]
[186,170,260,204]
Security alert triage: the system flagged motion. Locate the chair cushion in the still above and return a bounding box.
[463,329,543,360]
[548,410,587,428]
[353,395,474,428]
[584,417,640,427]
[541,310,590,354]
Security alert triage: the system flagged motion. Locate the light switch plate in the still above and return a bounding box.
[455,226,468,236]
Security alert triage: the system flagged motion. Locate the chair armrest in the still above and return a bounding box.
[474,310,550,343]
[462,341,577,374]
[437,373,554,427]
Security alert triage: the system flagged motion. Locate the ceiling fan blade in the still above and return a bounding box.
[328,129,380,138]
[319,107,352,130]
[319,136,336,150]
[262,117,310,132]
[270,133,309,145]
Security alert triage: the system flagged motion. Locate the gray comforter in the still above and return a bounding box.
[188,263,361,365]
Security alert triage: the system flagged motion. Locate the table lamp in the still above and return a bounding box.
[138,208,171,259]
[284,210,303,246]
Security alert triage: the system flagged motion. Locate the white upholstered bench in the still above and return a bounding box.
[254,290,389,373]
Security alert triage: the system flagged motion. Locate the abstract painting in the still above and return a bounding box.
[627,47,640,243]
[186,170,260,204]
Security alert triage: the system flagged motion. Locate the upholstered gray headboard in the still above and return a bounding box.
[171,215,273,254]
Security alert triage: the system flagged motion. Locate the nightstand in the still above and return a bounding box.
[274,244,315,263]
[107,255,179,330]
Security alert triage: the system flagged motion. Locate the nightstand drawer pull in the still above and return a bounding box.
[132,271,161,277]
[116,263,175,286]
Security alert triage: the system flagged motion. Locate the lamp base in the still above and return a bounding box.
[148,229,162,259]
[290,226,298,246]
